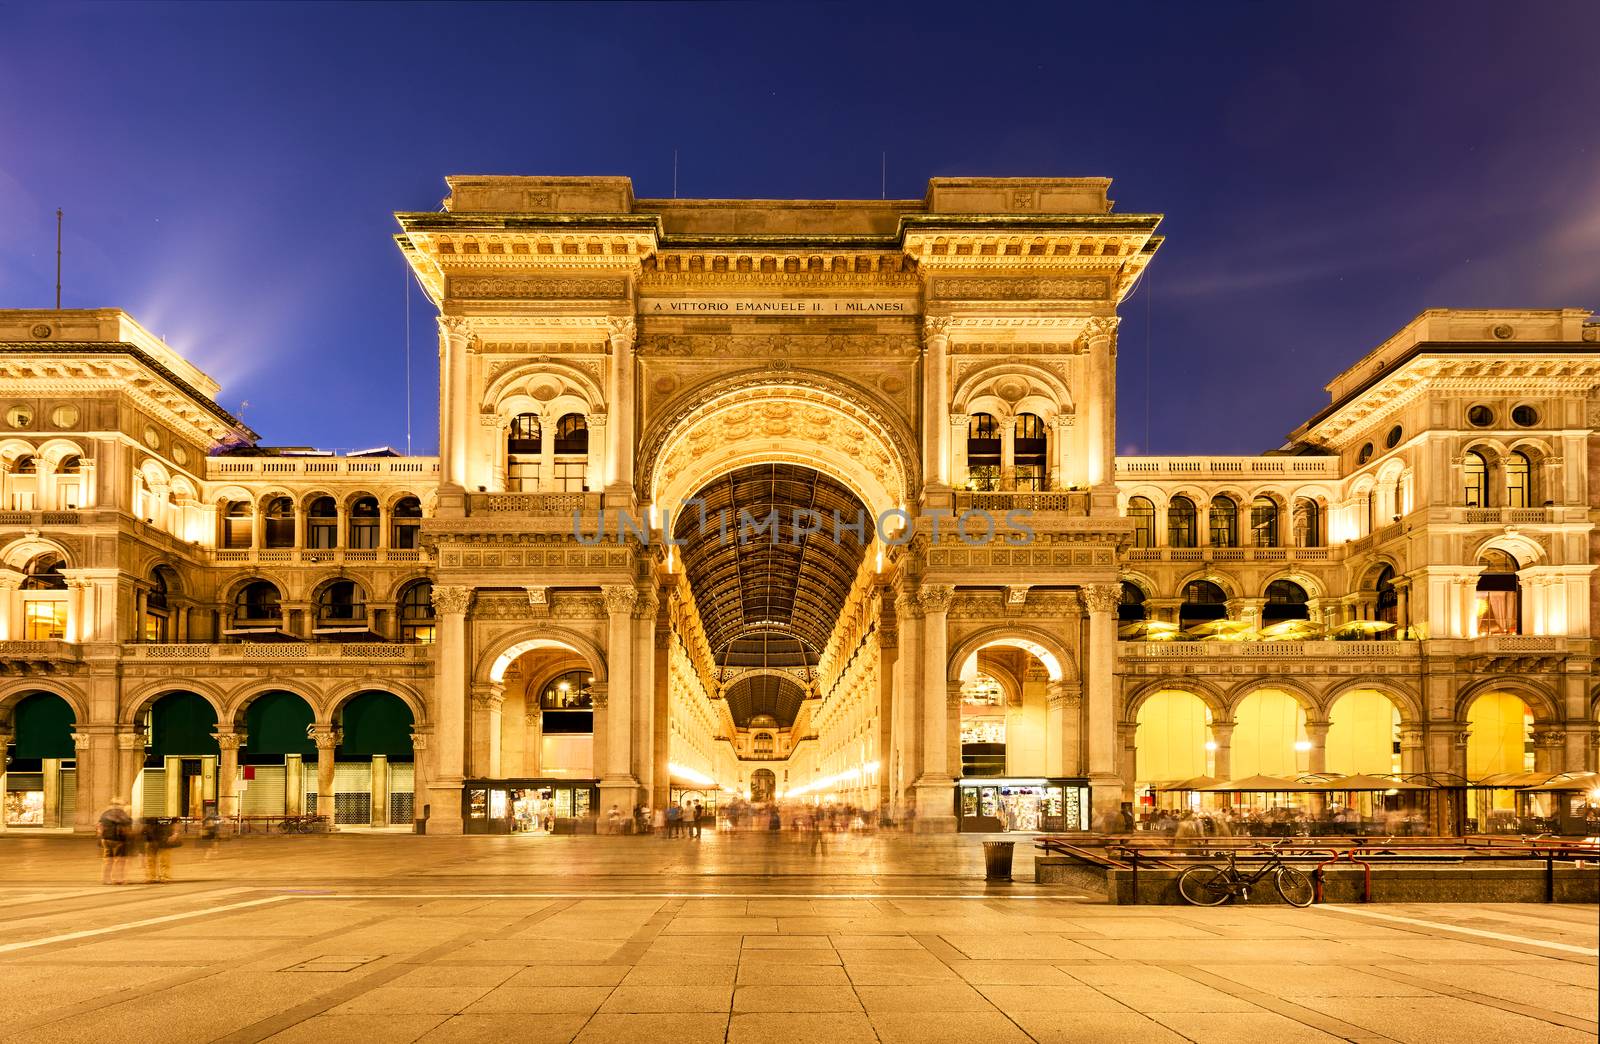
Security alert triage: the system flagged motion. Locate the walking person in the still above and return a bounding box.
[141,816,175,883]
[97,799,132,885]
[666,802,681,838]
[691,802,704,839]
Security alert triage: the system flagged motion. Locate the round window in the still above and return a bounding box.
[1511,404,1538,427]
[172,444,189,467]
[1357,443,1374,465]
[1466,404,1494,428]
[1385,425,1402,449]
[6,405,33,429]
[142,426,160,449]
[50,405,79,429]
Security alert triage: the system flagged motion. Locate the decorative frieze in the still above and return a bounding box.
[929,276,1109,301]
[450,276,628,300]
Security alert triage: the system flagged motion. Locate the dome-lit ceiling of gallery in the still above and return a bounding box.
[675,463,870,726]
[722,674,810,730]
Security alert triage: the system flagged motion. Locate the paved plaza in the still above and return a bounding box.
[0,832,1595,1044]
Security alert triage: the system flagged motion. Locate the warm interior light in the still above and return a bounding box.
[1204,741,1219,751]
[1294,741,1313,752]
[668,762,714,787]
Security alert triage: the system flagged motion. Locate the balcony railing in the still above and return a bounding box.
[209,548,429,565]
[123,642,432,661]
[0,510,83,527]
[1116,456,1341,479]
[468,491,603,515]
[954,490,1090,515]
[1124,546,1336,563]
[205,458,438,477]
[0,639,81,662]
[1456,507,1552,525]
[1119,640,1416,658]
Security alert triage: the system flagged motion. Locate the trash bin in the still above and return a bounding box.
[982,840,1015,881]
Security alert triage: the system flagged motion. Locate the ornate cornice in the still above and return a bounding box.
[431,585,474,615]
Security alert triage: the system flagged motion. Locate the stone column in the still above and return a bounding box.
[524,708,543,777]
[1082,584,1122,814]
[1532,729,1568,773]
[539,412,557,491]
[41,757,60,827]
[163,755,183,817]
[999,415,1016,489]
[311,727,338,826]
[429,585,473,833]
[605,318,635,496]
[284,754,304,816]
[599,586,639,820]
[71,729,95,832]
[923,317,952,491]
[1046,681,1082,777]
[585,413,608,493]
[913,584,955,830]
[370,755,389,827]
[1208,720,1235,783]
[0,731,9,833]
[1304,719,1330,774]
[1399,724,1427,775]
[948,412,970,489]
[410,730,431,828]
[438,318,475,490]
[1082,317,1118,489]
[947,682,966,780]
[1050,414,1074,489]
[214,731,241,819]
[471,685,505,779]
[589,683,608,786]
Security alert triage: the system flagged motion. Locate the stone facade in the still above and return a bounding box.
[0,176,1594,834]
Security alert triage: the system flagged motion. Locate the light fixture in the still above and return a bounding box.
[1294,740,1313,752]
[1205,741,1218,751]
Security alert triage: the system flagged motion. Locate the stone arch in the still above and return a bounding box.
[951,360,1073,419]
[1174,568,1240,601]
[482,359,606,418]
[1119,570,1160,601]
[380,571,434,604]
[1470,532,1546,567]
[1123,678,1227,722]
[967,655,1025,708]
[0,534,74,571]
[478,627,609,687]
[1455,677,1561,725]
[1222,677,1322,719]
[0,680,89,726]
[32,438,88,469]
[641,371,916,519]
[946,625,1075,686]
[1257,568,1328,601]
[221,680,325,730]
[220,571,293,604]
[121,679,229,726]
[1322,676,1423,724]
[323,679,430,728]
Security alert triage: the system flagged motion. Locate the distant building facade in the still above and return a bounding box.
[0,176,1595,835]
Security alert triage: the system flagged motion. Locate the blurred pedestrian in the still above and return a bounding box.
[97,799,132,885]
[691,802,704,839]
[141,816,175,883]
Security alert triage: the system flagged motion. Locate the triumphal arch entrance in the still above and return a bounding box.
[398,175,1161,833]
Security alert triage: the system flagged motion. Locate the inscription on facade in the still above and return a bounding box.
[641,296,917,315]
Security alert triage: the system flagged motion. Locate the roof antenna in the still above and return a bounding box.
[404,258,413,456]
[55,208,62,309]
[673,148,679,199]
[881,152,886,200]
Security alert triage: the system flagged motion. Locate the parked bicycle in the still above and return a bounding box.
[276,815,328,834]
[1176,842,1316,907]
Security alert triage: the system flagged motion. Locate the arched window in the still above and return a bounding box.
[316,580,366,624]
[348,496,379,549]
[540,669,594,710]
[1295,498,1322,547]
[1504,451,1530,509]
[1209,496,1238,547]
[397,580,435,643]
[20,553,66,591]
[1014,413,1046,491]
[1118,581,1147,623]
[966,413,1001,491]
[1374,565,1398,625]
[752,733,775,755]
[223,500,252,549]
[508,413,541,453]
[1127,496,1155,548]
[307,496,337,549]
[391,496,422,549]
[1262,579,1309,625]
[1475,550,1520,636]
[56,455,84,510]
[14,455,36,475]
[1168,496,1197,548]
[234,580,281,622]
[144,567,173,642]
[960,672,1007,776]
[1462,451,1488,507]
[1250,496,1279,547]
[1179,580,1228,629]
[507,414,542,492]
[553,415,588,492]
[262,496,294,548]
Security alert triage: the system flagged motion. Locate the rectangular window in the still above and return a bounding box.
[1014,464,1044,491]
[391,523,419,549]
[350,520,378,549]
[24,600,67,640]
[309,521,337,549]
[554,461,586,493]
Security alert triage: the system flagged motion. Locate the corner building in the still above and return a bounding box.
[0,176,1595,836]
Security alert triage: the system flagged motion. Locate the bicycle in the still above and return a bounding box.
[1176,843,1315,907]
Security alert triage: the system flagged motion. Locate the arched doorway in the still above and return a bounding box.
[1231,689,1308,778]
[1325,690,1401,775]
[1465,691,1534,831]
[240,691,317,818]
[750,768,776,803]
[3,691,77,828]
[141,692,220,819]
[1133,689,1212,815]
[336,691,414,828]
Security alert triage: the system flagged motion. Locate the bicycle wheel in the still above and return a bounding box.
[1177,865,1231,906]
[1274,866,1315,907]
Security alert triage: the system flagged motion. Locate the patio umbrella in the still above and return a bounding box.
[1258,619,1324,640]
[1118,620,1179,640]
[1185,619,1254,637]
[1202,774,1306,792]
[1523,772,1600,792]
[1157,775,1220,792]
[1310,773,1430,791]
[1330,620,1396,638]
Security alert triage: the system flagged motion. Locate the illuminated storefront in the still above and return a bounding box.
[463,779,598,835]
[956,778,1089,833]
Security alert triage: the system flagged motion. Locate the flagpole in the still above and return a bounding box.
[55,208,62,309]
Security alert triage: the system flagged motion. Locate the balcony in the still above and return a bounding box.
[205,457,438,477]
[953,490,1090,516]
[0,510,85,527]
[467,491,603,516]
[1124,546,1338,564]
[0,640,82,670]
[1119,639,1416,659]
[1452,507,1553,526]
[122,642,432,662]
[208,547,429,565]
[1115,456,1341,480]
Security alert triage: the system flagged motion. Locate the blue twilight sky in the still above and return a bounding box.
[2,2,1596,456]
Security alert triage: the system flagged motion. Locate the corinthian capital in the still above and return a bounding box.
[439,316,477,345]
[923,316,954,344]
[1081,583,1121,615]
[919,583,955,614]
[212,731,242,752]
[602,585,639,615]
[605,316,637,350]
[430,585,474,616]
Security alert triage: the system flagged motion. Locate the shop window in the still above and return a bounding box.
[1250,496,1279,547]
[1127,496,1155,548]
[391,496,422,549]
[1167,496,1197,547]
[222,500,252,549]
[397,580,435,643]
[1118,581,1147,623]
[305,496,337,548]
[1504,451,1530,509]
[966,413,1001,491]
[1178,580,1228,629]
[23,599,66,640]
[1014,413,1046,491]
[1474,550,1520,636]
[1462,451,1488,507]
[1209,495,1238,547]
[262,496,294,548]
[1374,565,1398,625]
[1261,579,1309,625]
[348,496,379,549]
[234,580,282,622]
[960,673,1006,777]
[317,580,366,623]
